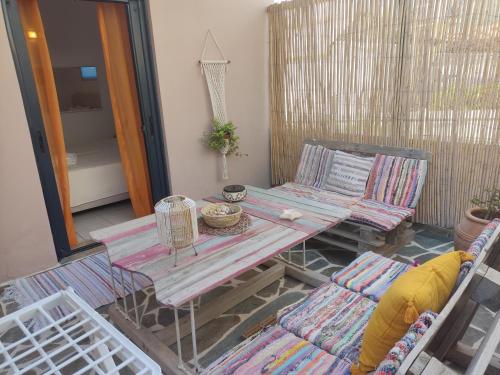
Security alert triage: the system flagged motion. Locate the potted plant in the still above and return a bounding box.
[455,188,500,250]
[204,119,245,179]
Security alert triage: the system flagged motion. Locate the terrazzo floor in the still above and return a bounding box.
[1,223,499,373]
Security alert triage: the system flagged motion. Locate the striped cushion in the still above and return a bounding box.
[203,325,352,375]
[272,182,361,208]
[323,151,374,197]
[331,251,412,302]
[295,144,327,186]
[456,219,500,288]
[279,283,376,362]
[313,148,335,188]
[365,154,428,208]
[350,199,415,231]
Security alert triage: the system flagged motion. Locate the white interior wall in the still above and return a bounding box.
[39,0,115,151]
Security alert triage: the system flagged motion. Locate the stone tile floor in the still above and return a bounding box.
[1,223,499,372]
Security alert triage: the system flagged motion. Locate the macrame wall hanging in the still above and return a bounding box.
[200,30,231,179]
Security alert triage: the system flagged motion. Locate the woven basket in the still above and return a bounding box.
[201,203,242,228]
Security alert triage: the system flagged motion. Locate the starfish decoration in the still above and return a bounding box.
[280,209,303,221]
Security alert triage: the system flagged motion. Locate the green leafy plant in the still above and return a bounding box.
[205,119,246,156]
[471,188,500,220]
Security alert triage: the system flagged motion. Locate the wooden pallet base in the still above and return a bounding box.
[108,259,321,374]
[317,220,415,257]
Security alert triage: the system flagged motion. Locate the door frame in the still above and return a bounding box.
[1,0,171,260]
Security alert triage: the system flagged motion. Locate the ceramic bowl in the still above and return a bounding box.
[222,185,247,202]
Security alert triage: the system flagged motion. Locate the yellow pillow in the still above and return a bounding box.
[351,251,474,375]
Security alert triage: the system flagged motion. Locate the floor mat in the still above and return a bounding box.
[3,252,151,310]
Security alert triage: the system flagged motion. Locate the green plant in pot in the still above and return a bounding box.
[454,188,500,250]
[205,119,240,156]
[204,119,246,179]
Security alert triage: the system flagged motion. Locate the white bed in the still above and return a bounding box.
[68,138,129,213]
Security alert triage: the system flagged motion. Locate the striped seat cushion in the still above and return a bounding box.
[278,283,376,362]
[272,182,361,208]
[295,144,332,187]
[323,151,374,197]
[349,199,415,231]
[203,325,352,375]
[331,251,412,302]
[365,154,428,209]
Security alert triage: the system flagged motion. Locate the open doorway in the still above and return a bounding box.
[3,0,170,258]
[40,0,137,244]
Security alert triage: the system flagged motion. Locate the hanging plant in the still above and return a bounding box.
[204,119,246,180]
[205,119,245,156]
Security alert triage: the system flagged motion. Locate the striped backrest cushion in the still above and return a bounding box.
[365,154,428,208]
[322,150,374,197]
[313,147,335,188]
[295,144,332,187]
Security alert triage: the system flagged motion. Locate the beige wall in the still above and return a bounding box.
[149,0,272,199]
[0,5,58,283]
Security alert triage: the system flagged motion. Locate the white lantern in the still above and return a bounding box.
[155,195,199,266]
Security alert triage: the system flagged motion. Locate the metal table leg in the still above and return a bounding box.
[119,268,129,318]
[174,308,186,372]
[302,241,306,270]
[190,300,200,372]
[107,256,118,308]
[130,272,141,329]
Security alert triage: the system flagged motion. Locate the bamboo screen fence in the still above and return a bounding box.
[268,0,500,227]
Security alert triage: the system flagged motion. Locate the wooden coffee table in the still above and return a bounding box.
[91,186,350,374]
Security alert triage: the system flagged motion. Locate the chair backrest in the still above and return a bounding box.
[397,221,500,374]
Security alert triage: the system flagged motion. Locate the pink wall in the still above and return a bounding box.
[0,5,58,283]
[148,0,273,199]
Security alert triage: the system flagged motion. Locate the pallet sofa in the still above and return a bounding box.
[272,140,431,255]
[203,219,500,374]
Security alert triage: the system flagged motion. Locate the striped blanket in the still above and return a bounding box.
[364,154,428,209]
[350,199,415,231]
[278,283,376,363]
[272,183,360,208]
[332,251,412,301]
[202,325,352,375]
[4,252,151,310]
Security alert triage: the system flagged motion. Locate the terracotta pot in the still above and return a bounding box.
[454,207,490,250]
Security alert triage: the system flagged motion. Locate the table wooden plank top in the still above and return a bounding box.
[206,185,350,236]
[91,186,350,308]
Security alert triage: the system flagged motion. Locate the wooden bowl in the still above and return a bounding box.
[201,203,242,228]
